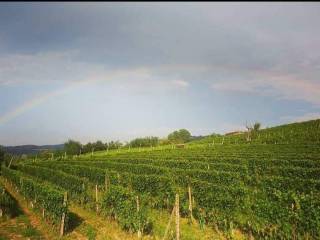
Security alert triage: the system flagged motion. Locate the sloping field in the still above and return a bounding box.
[1,119,320,239]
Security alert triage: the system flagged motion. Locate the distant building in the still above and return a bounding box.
[225,131,243,136]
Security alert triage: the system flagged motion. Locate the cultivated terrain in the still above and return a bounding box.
[1,119,320,239]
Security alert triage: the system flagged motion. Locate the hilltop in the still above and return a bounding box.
[188,119,320,146]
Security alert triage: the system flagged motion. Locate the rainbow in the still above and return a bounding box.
[0,77,100,125]
[0,68,148,125]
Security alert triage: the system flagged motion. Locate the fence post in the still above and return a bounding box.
[188,186,193,223]
[136,196,142,238]
[117,173,120,183]
[8,157,13,168]
[162,206,175,240]
[105,173,108,192]
[60,191,68,237]
[175,194,180,240]
[95,185,99,213]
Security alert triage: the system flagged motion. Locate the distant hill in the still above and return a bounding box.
[3,144,64,155]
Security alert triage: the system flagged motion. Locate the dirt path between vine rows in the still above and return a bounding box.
[1,178,87,240]
[69,204,143,240]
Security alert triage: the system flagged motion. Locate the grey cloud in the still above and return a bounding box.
[1,3,320,105]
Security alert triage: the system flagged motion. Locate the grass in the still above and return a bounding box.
[149,208,225,240]
[0,214,43,240]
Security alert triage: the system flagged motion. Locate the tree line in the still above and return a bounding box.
[63,129,192,156]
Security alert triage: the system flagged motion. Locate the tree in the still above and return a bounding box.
[83,142,93,154]
[129,137,159,148]
[93,140,105,151]
[253,122,261,132]
[106,141,123,150]
[64,139,82,156]
[245,121,261,141]
[168,129,191,144]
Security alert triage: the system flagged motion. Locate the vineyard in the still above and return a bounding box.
[1,119,320,239]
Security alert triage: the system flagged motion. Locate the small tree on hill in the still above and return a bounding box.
[64,139,82,156]
[245,121,261,141]
[168,129,191,144]
[253,122,261,132]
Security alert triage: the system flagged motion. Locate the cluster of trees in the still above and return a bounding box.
[62,129,192,156]
[168,129,191,144]
[245,122,261,141]
[64,139,123,156]
[127,136,159,148]
[126,129,192,148]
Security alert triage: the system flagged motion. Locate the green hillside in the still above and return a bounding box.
[2,119,320,239]
[190,119,320,145]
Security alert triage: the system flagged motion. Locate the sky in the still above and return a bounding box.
[0,2,320,145]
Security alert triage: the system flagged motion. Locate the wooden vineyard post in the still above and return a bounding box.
[117,173,121,183]
[60,191,68,237]
[64,152,67,159]
[0,208,3,217]
[8,156,13,168]
[162,205,176,240]
[105,173,108,192]
[95,185,99,213]
[175,194,180,240]
[188,186,193,223]
[136,196,142,238]
[136,196,140,212]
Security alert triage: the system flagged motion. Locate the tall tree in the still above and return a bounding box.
[64,139,82,156]
[93,140,105,151]
[253,122,261,132]
[168,129,191,143]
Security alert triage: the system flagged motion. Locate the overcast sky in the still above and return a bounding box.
[0,2,320,145]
